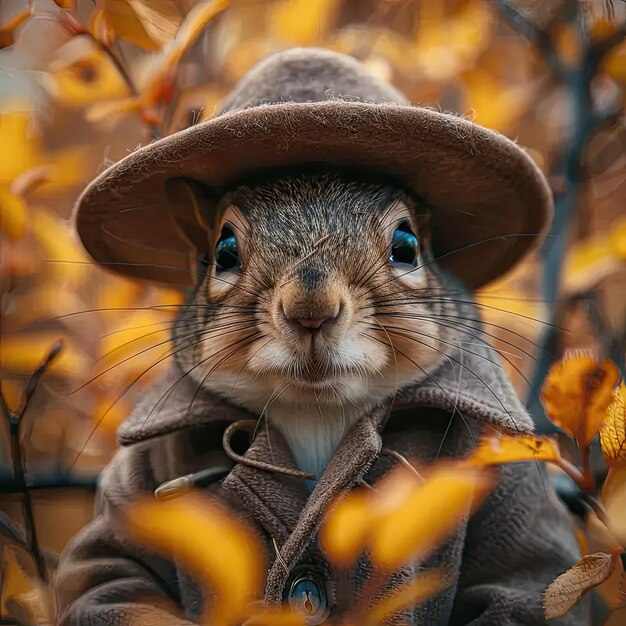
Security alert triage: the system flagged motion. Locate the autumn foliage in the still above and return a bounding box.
[1,0,626,625]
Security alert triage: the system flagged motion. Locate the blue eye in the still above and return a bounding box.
[215,227,239,271]
[390,223,419,266]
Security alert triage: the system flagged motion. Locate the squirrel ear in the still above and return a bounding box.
[165,178,216,284]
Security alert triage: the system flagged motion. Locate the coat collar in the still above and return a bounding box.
[117,337,533,446]
[117,337,533,608]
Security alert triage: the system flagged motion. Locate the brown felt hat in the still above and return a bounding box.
[75,48,552,289]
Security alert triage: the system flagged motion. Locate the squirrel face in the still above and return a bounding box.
[174,170,455,414]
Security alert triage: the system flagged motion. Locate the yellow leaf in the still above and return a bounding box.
[92,394,132,438]
[540,353,620,447]
[468,433,563,466]
[0,333,89,378]
[96,277,144,310]
[364,570,446,626]
[601,384,626,468]
[320,488,371,567]
[0,105,89,191]
[97,310,174,376]
[369,464,493,570]
[49,36,129,107]
[85,97,143,123]
[603,466,626,546]
[0,379,22,412]
[0,188,27,240]
[416,1,493,81]
[609,219,626,261]
[91,0,182,51]
[462,69,531,133]
[563,235,622,296]
[0,7,31,49]
[267,0,339,46]
[125,493,264,626]
[543,551,621,619]
[30,210,88,284]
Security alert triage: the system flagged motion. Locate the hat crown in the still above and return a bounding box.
[216,48,409,115]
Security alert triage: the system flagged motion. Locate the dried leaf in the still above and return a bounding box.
[601,384,626,468]
[369,465,493,570]
[543,551,621,619]
[91,0,182,51]
[603,466,626,546]
[320,488,371,567]
[0,513,27,550]
[126,0,183,46]
[468,433,563,466]
[364,570,446,626]
[145,0,229,102]
[540,353,620,447]
[125,493,264,626]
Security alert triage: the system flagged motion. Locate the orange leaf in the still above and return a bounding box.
[320,488,371,567]
[543,551,621,619]
[600,384,626,468]
[364,570,446,626]
[540,353,620,447]
[467,433,563,466]
[125,493,264,626]
[369,464,493,570]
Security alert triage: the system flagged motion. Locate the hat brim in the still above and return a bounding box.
[75,101,552,289]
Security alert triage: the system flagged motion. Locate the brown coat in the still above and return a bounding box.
[54,341,585,625]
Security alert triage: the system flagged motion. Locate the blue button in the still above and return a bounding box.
[285,568,329,625]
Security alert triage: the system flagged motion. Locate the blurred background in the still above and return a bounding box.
[0,0,625,623]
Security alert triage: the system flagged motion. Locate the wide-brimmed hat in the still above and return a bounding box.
[75,48,552,289]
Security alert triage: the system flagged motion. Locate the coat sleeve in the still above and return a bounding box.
[54,443,197,626]
[449,461,589,626]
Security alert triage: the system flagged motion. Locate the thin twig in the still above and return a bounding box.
[3,342,64,584]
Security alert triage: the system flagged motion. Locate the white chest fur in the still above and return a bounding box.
[268,402,364,487]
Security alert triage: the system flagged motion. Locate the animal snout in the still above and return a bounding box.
[282,303,341,335]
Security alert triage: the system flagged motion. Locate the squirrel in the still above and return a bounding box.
[173,168,456,484]
[57,48,585,626]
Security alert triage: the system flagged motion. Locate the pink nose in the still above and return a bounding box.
[295,317,332,331]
